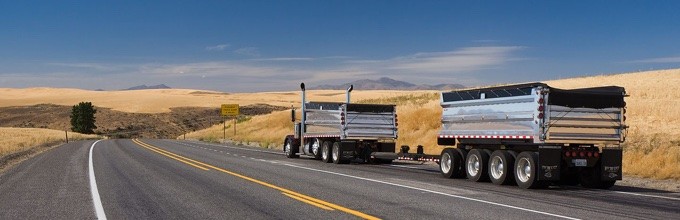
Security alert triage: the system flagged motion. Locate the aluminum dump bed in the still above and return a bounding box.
[304,102,397,140]
[438,83,627,144]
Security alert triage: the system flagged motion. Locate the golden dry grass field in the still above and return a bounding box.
[0,88,423,113]
[0,127,100,157]
[184,69,680,180]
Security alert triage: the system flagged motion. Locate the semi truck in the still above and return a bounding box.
[436,83,627,189]
[283,83,398,164]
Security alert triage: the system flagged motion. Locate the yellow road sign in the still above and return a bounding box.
[221,104,239,116]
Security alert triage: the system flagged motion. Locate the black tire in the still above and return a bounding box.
[284,138,299,158]
[579,166,617,189]
[331,142,347,164]
[440,148,464,178]
[466,149,490,182]
[514,151,543,189]
[311,138,322,160]
[488,150,515,185]
[321,141,332,163]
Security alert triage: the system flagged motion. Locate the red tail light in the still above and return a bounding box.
[594,152,599,158]
[538,106,545,111]
[587,152,593,157]
[538,98,544,104]
[538,113,544,119]
[579,152,585,157]
[565,152,571,157]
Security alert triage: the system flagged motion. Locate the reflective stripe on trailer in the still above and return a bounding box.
[303,135,341,138]
[397,157,440,162]
[438,135,532,139]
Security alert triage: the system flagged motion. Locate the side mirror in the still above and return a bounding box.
[291,108,296,122]
[300,83,306,91]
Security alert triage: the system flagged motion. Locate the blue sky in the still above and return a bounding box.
[1,1,679,92]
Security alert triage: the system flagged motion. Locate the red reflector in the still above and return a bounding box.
[587,152,593,157]
[538,106,545,111]
[538,98,544,104]
[565,152,571,157]
[579,152,585,157]
[594,152,599,158]
[538,113,544,118]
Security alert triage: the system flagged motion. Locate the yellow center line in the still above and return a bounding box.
[131,139,210,171]
[133,139,381,220]
[282,192,335,211]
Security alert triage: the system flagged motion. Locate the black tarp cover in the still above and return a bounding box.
[442,82,626,109]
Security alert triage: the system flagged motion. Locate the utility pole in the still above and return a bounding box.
[65,130,69,143]
[223,117,226,140]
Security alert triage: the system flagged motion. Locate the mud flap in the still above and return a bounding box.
[340,141,357,159]
[538,146,561,181]
[601,148,623,181]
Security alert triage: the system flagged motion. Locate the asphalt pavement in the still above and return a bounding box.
[1,139,678,219]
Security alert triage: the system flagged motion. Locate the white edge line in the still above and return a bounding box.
[89,140,107,220]
[613,191,680,201]
[282,163,580,220]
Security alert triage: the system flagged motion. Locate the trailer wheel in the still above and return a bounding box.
[440,148,464,178]
[466,149,490,182]
[489,150,515,185]
[515,152,543,189]
[311,138,322,160]
[284,138,299,158]
[321,141,332,163]
[332,142,347,164]
[579,166,616,189]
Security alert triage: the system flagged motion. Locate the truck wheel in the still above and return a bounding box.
[440,148,464,178]
[515,152,543,189]
[311,138,322,160]
[466,149,490,182]
[321,141,332,163]
[579,166,616,189]
[489,150,515,185]
[284,138,299,158]
[332,142,347,164]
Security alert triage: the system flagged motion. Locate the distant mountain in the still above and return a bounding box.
[124,84,171,90]
[311,77,464,90]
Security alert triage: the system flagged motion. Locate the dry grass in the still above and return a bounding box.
[183,110,294,148]
[184,69,680,180]
[0,127,100,157]
[545,69,680,179]
[0,88,426,113]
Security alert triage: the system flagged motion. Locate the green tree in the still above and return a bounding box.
[70,102,97,134]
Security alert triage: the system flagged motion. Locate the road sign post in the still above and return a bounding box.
[221,104,239,140]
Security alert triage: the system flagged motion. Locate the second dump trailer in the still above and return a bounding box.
[436,83,627,189]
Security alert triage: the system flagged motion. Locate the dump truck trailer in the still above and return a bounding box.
[435,83,627,189]
[284,83,398,164]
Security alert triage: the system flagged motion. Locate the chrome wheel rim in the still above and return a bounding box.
[441,153,452,173]
[284,142,291,155]
[332,146,339,161]
[490,156,504,179]
[322,145,328,160]
[467,154,480,177]
[312,140,320,156]
[517,158,531,183]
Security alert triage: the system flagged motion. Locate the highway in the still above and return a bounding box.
[1,139,678,219]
